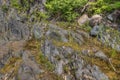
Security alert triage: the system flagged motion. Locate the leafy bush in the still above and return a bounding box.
[9,0,120,22]
[88,0,109,14]
[110,1,120,10]
[88,0,120,14]
[45,0,87,21]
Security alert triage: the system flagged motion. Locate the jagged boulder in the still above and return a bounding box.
[89,14,102,27]
[78,14,89,26]
[41,25,109,80]
[90,25,101,37]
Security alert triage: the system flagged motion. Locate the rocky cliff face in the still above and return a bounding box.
[0,2,120,80]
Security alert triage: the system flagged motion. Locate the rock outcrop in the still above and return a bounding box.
[0,4,120,80]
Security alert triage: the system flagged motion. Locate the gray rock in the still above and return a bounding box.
[0,9,6,34]
[46,24,68,42]
[91,65,109,80]
[18,64,36,80]
[118,25,120,31]
[7,18,30,40]
[16,51,44,80]
[33,23,44,39]
[78,14,89,26]
[8,9,21,21]
[71,32,84,45]
[94,51,108,61]
[22,51,42,74]
[0,0,10,6]
[0,0,2,5]
[115,45,120,52]
[41,28,109,79]
[0,13,110,80]
[55,60,63,75]
[0,9,30,41]
[89,15,102,27]
[97,26,120,52]
[64,75,72,80]
[0,62,4,69]
[75,63,109,80]
[81,49,90,56]
[107,14,114,21]
[0,74,3,80]
[90,25,100,36]
[42,0,46,4]
[76,30,90,39]
[110,10,120,22]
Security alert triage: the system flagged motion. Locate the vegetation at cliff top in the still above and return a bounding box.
[45,0,120,21]
[2,0,120,22]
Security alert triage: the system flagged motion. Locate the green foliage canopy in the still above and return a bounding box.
[45,0,88,21]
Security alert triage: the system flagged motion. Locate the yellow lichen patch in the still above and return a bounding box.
[53,37,120,79]
[55,21,92,33]
[83,56,119,80]
[25,39,55,72]
[31,50,61,79]
[35,50,55,71]
[106,72,118,79]
[52,39,100,55]
[24,25,120,79]
[0,57,22,74]
[53,40,81,51]
[25,39,41,51]
[55,22,78,31]
[39,72,63,80]
[25,40,59,79]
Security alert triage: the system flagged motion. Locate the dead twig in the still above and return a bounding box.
[108,58,118,73]
[81,3,89,14]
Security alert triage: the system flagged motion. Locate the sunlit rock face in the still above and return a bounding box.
[0,10,30,42]
[0,2,120,80]
[0,18,109,80]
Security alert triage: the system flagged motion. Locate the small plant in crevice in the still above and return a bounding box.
[1,5,9,13]
[110,48,117,58]
[25,39,55,71]
[80,22,92,32]
[38,52,55,71]
[10,0,34,12]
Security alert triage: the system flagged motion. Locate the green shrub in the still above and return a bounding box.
[45,0,88,21]
[110,1,120,10]
[10,0,33,11]
[1,5,9,12]
[10,0,47,21]
[88,0,120,14]
[11,0,21,9]
[31,11,48,21]
[88,0,108,14]
[38,52,55,71]
[9,0,120,22]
